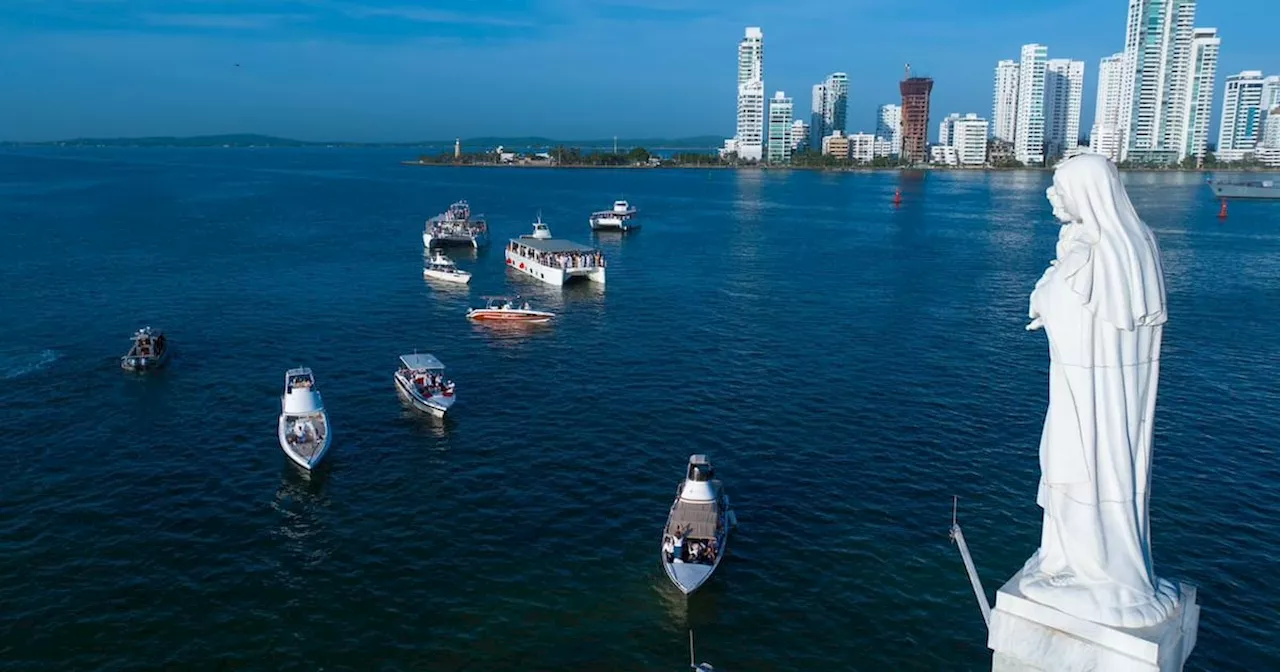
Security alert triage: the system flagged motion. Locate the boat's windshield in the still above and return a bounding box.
[687,463,715,482]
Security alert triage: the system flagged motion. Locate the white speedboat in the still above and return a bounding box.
[466,296,555,323]
[589,200,640,232]
[661,454,736,595]
[120,326,169,372]
[423,200,490,248]
[505,216,606,286]
[423,250,472,284]
[394,352,456,417]
[277,367,332,470]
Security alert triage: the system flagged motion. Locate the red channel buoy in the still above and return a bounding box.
[1218,199,1228,220]
[893,189,902,207]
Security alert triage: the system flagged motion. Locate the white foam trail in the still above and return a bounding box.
[0,349,60,380]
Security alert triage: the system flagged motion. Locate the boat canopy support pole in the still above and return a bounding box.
[950,496,991,629]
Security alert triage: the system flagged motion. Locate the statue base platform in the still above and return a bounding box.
[987,569,1199,672]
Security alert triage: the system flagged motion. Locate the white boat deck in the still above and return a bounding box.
[283,414,328,462]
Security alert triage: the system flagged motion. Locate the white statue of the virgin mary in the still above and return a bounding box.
[1021,153,1181,629]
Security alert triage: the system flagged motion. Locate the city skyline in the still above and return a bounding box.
[1,0,1277,142]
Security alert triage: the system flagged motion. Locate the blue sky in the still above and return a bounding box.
[1,0,1275,142]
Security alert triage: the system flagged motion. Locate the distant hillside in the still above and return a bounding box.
[4,133,725,149]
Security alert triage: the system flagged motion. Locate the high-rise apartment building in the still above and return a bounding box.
[992,60,1020,143]
[899,70,933,164]
[1044,58,1084,159]
[1014,44,1048,165]
[1118,0,1198,164]
[808,73,849,152]
[767,91,794,164]
[1178,28,1219,164]
[1263,75,1280,111]
[732,27,765,162]
[1090,53,1127,161]
[1218,70,1267,161]
[953,116,990,165]
[939,113,962,147]
[810,83,827,151]
[876,104,903,156]
[790,119,810,151]
[824,73,849,136]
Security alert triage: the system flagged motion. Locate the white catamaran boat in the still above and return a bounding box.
[423,250,472,284]
[466,296,555,323]
[589,200,640,232]
[393,353,456,417]
[423,200,490,248]
[505,215,606,286]
[277,367,332,471]
[120,326,169,372]
[661,454,736,595]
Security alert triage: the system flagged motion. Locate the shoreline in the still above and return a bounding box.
[399,160,1273,174]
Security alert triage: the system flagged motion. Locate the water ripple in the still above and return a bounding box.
[1,151,1278,670]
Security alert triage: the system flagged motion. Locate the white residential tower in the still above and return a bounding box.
[992,59,1020,143]
[733,27,765,162]
[1015,43,1048,165]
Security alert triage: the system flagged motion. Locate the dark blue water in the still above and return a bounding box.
[2,149,1278,671]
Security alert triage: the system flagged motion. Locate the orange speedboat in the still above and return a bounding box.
[466,296,555,323]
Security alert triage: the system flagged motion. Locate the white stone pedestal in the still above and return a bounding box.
[987,569,1200,672]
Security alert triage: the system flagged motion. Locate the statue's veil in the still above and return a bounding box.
[1053,154,1167,331]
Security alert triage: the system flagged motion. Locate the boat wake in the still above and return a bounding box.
[0,348,60,380]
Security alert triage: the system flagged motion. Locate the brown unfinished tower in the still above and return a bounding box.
[899,65,933,164]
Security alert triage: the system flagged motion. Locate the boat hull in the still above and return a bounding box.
[424,232,489,248]
[467,309,553,323]
[504,250,605,286]
[589,217,640,232]
[120,346,170,372]
[1211,184,1280,199]
[423,268,472,284]
[394,374,455,417]
[277,413,332,470]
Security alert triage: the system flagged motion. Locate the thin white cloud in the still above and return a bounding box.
[137,13,304,30]
[329,3,535,28]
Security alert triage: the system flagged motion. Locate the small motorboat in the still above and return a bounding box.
[394,352,456,417]
[423,250,472,284]
[466,296,555,323]
[589,200,640,232]
[120,326,170,372]
[277,367,332,470]
[661,454,736,595]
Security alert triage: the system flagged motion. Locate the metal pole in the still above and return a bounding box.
[950,497,992,628]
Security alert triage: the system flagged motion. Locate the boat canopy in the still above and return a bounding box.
[399,353,445,371]
[513,237,599,254]
[285,367,314,385]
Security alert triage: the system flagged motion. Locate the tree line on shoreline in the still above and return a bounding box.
[413,145,1272,171]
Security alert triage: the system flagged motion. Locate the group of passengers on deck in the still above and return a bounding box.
[409,371,454,395]
[510,242,605,269]
[662,528,718,564]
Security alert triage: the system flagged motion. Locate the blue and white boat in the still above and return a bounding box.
[393,353,456,417]
[120,326,169,372]
[661,455,736,595]
[277,367,332,470]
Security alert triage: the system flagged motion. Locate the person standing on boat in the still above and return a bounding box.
[672,530,684,562]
